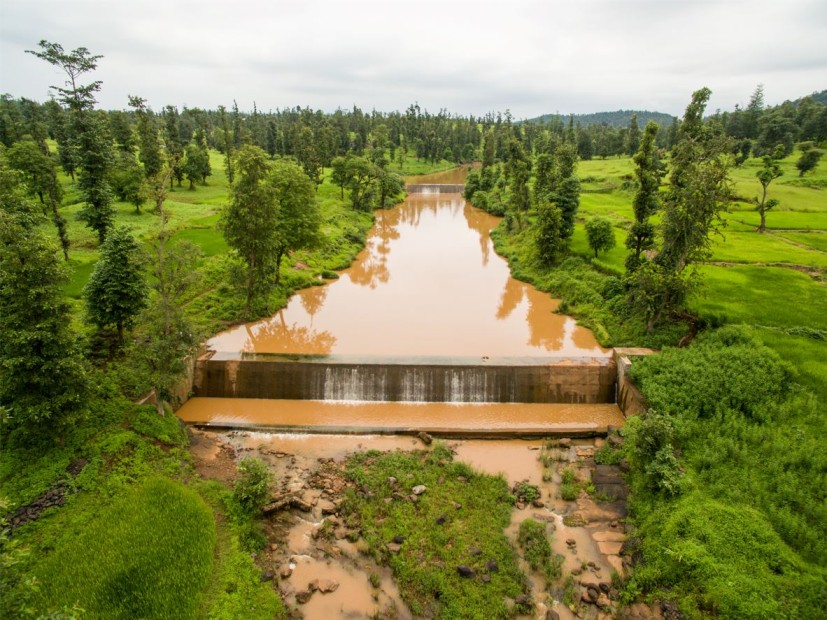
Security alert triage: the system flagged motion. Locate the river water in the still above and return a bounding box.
[205,167,608,359]
[179,167,620,431]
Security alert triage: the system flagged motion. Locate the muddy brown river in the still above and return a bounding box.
[206,167,608,359]
[179,167,621,431]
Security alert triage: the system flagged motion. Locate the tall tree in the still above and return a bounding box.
[625,121,663,271]
[83,226,148,345]
[268,159,321,287]
[163,106,184,187]
[629,88,732,331]
[140,184,201,415]
[221,145,278,315]
[28,40,115,243]
[627,114,641,155]
[754,145,784,232]
[535,200,564,266]
[0,166,87,432]
[109,110,134,153]
[218,105,235,184]
[129,96,163,178]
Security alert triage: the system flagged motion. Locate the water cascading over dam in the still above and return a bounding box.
[179,170,625,435]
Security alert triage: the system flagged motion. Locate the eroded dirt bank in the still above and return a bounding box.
[190,429,660,620]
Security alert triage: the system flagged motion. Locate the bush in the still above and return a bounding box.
[232,457,272,514]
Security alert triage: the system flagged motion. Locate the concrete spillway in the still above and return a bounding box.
[193,355,616,404]
[405,183,466,194]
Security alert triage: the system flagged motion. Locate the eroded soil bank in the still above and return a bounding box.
[190,429,647,619]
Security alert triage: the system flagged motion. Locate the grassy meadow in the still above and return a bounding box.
[574,152,826,388]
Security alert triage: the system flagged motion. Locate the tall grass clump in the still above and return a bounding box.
[34,478,216,619]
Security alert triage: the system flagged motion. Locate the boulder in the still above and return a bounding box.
[312,578,339,594]
[412,485,427,495]
[457,565,476,578]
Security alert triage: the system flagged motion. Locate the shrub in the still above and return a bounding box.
[232,457,272,514]
[518,519,552,573]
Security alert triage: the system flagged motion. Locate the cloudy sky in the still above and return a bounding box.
[1,0,825,118]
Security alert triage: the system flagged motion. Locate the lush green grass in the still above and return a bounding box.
[342,445,529,619]
[690,265,827,330]
[724,210,827,231]
[774,231,827,252]
[196,481,286,620]
[625,329,827,618]
[750,327,827,403]
[34,478,216,619]
[174,227,229,257]
[709,231,827,268]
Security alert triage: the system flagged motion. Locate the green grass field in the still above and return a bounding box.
[574,153,827,395]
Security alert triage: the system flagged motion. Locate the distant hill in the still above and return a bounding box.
[525,110,676,128]
[795,89,827,105]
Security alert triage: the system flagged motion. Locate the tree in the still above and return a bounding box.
[268,159,321,287]
[4,139,70,259]
[627,114,641,155]
[796,143,822,176]
[140,235,201,415]
[110,151,147,212]
[218,105,234,183]
[330,155,351,199]
[222,145,279,315]
[182,139,210,189]
[28,40,115,243]
[375,167,405,210]
[754,145,784,232]
[129,96,163,178]
[163,106,184,187]
[344,156,377,211]
[0,167,87,432]
[533,153,557,203]
[554,175,581,243]
[109,110,134,153]
[586,217,616,258]
[535,200,564,265]
[625,121,663,271]
[83,226,148,345]
[629,88,732,331]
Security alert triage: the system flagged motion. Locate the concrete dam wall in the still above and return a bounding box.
[193,356,617,404]
[406,183,465,194]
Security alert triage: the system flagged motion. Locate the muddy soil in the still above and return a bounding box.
[190,429,634,619]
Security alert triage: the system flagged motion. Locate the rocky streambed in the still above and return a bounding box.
[189,429,660,620]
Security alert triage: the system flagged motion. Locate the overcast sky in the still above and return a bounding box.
[1,0,825,118]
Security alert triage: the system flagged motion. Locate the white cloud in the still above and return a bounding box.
[1,0,825,117]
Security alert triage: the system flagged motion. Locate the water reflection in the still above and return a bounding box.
[208,170,608,359]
